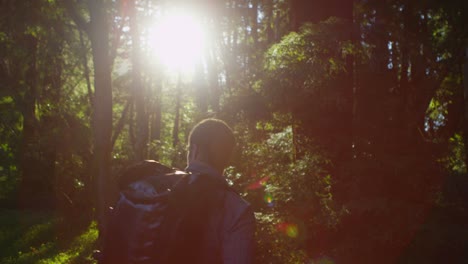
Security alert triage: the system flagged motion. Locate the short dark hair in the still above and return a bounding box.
[188,119,235,169]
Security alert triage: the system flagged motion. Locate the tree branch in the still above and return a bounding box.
[111,98,132,151]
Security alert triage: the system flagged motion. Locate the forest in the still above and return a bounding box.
[0,0,467,263]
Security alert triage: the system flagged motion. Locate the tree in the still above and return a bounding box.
[1,0,468,262]
[63,0,114,239]
[129,0,149,160]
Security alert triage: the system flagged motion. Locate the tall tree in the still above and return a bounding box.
[463,47,468,168]
[88,0,113,240]
[129,0,148,160]
[63,0,114,239]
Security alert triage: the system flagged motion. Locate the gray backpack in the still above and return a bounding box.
[101,160,227,264]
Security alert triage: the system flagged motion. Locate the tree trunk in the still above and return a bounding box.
[173,75,182,148]
[194,62,208,113]
[19,35,40,208]
[341,0,354,162]
[207,46,220,112]
[88,0,113,243]
[251,0,258,45]
[129,0,148,160]
[149,82,162,160]
[264,0,274,44]
[463,47,468,168]
[79,29,94,107]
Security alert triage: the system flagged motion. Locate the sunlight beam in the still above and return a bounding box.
[147,9,208,76]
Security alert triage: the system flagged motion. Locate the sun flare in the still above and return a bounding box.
[147,9,208,76]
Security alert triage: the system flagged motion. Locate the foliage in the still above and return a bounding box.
[226,117,345,263]
[0,210,97,264]
[440,133,467,174]
[263,18,353,112]
[0,0,467,263]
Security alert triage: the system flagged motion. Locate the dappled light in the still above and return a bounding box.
[1,0,468,263]
[0,210,96,264]
[38,222,97,264]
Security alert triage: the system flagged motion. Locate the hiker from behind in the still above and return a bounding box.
[101,118,255,264]
[184,118,256,264]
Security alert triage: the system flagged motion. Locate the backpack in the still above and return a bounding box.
[101,160,227,264]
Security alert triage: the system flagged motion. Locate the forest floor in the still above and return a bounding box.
[0,205,466,264]
[0,209,97,264]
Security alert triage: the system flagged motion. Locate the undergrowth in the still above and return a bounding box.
[0,209,97,264]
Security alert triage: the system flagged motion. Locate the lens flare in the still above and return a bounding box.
[246,176,270,190]
[276,222,288,232]
[286,224,299,238]
[276,222,299,238]
[263,193,275,207]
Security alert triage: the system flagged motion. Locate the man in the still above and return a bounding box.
[184,118,256,264]
[101,118,254,264]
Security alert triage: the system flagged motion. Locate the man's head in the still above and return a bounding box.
[187,119,235,172]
